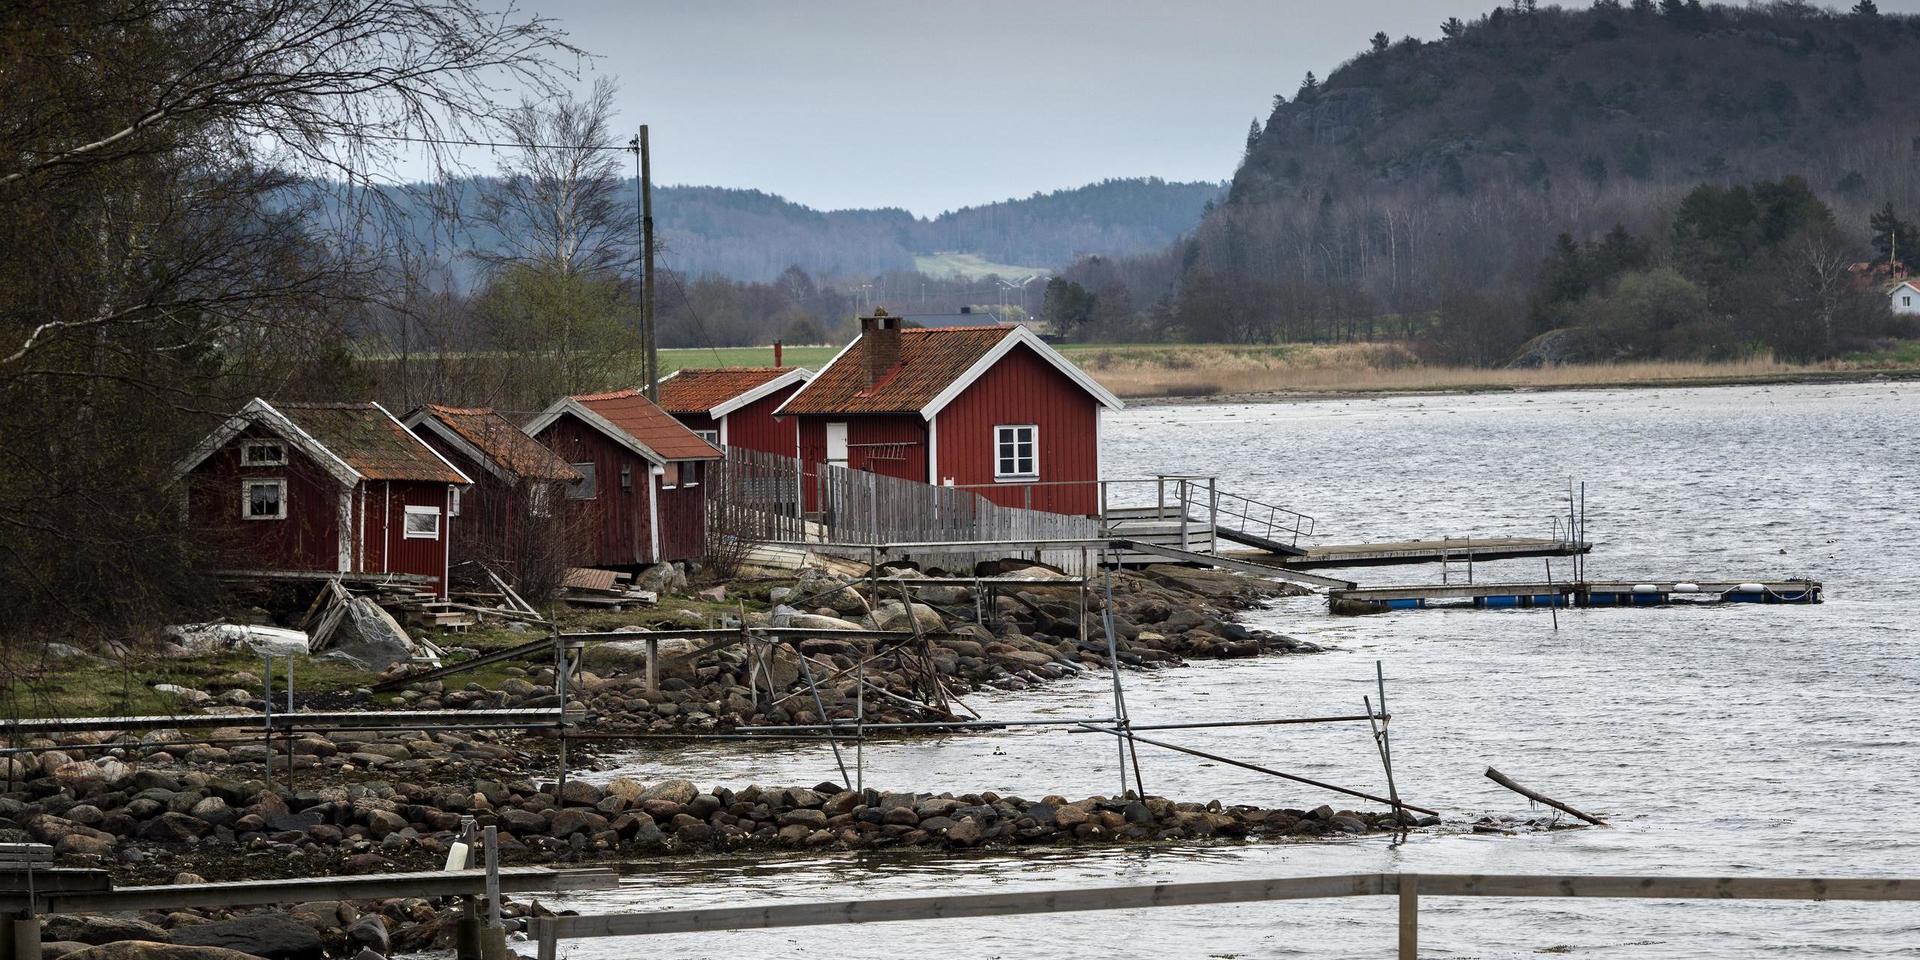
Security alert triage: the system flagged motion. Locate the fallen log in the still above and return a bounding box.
[1484,766,1607,825]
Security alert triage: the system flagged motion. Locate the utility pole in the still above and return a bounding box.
[636,125,658,401]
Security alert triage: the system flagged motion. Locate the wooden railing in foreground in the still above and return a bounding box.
[534,872,1920,960]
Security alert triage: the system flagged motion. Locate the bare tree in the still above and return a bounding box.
[470,77,637,277]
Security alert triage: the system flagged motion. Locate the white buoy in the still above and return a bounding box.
[1736,582,1766,593]
[1632,583,1659,593]
[1675,582,1701,593]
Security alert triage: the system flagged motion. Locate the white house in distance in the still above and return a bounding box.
[1891,280,1920,316]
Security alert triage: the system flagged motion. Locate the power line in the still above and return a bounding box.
[356,132,629,151]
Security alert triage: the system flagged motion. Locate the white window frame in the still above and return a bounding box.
[242,479,287,520]
[529,483,554,518]
[692,429,719,446]
[240,439,287,467]
[448,486,462,517]
[994,424,1039,481]
[402,504,441,540]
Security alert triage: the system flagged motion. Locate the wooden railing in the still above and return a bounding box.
[534,872,1919,960]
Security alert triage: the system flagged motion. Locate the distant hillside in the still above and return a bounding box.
[386,177,1223,285]
[1061,1,1920,354]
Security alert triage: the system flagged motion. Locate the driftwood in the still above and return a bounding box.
[1484,766,1607,825]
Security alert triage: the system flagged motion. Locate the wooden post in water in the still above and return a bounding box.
[1484,766,1607,825]
[1397,874,1418,960]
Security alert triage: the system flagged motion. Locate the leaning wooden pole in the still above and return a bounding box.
[1484,766,1607,825]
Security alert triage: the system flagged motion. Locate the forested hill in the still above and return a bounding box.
[401,177,1223,284]
[1235,1,1916,211]
[1088,1,1920,354]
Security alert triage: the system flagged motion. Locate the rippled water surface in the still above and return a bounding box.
[546,383,1920,959]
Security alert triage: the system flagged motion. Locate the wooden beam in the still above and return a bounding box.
[1110,540,1356,589]
[18,867,615,915]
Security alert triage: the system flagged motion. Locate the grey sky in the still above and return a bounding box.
[461,1,1918,217]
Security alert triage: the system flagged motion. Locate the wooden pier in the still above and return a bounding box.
[1329,579,1822,614]
[1240,536,1590,570]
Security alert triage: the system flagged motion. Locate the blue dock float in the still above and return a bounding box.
[1330,579,1822,615]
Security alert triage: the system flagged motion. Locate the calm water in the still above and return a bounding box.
[545,383,1920,959]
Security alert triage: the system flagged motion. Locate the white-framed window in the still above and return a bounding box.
[1905,295,1913,307]
[994,424,1038,480]
[448,486,462,517]
[693,429,719,446]
[403,504,441,539]
[241,439,287,467]
[568,463,597,500]
[683,461,702,488]
[242,479,286,520]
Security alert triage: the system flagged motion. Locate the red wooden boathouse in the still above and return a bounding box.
[656,363,813,457]
[402,404,583,574]
[776,309,1122,515]
[524,389,722,567]
[174,399,471,596]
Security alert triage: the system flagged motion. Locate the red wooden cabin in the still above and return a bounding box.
[656,365,813,457]
[175,399,471,596]
[524,389,722,567]
[776,309,1122,516]
[402,404,583,575]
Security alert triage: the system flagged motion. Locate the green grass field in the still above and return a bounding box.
[911,251,1050,280]
[659,344,840,373]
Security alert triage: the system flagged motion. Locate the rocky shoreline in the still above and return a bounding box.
[390,564,1318,734]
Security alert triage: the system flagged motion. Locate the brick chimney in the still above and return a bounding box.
[861,308,901,384]
[773,340,783,367]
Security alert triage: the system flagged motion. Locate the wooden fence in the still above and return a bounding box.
[708,447,1101,573]
[536,872,1920,960]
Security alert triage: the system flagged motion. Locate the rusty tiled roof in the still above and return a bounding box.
[416,404,581,482]
[573,389,722,461]
[779,326,1013,416]
[275,402,468,483]
[657,367,799,415]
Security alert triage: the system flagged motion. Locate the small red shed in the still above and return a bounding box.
[524,389,723,568]
[402,404,584,576]
[656,366,813,457]
[775,309,1122,515]
[175,399,472,596]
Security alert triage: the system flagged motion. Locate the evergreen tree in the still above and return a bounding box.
[1271,93,1287,113]
[1631,0,1654,12]
[1371,31,1390,53]
[1297,71,1319,100]
[1244,118,1263,159]
[1870,203,1915,269]
[1658,0,1685,18]
[1852,0,1880,15]
[1438,155,1469,195]
[1441,16,1467,37]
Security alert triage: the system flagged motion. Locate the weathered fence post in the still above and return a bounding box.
[1398,873,1418,960]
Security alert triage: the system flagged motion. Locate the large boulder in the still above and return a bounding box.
[42,916,170,946]
[870,600,944,633]
[320,598,415,672]
[633,563,687,596]
[795,570,867,615]
[170,914,323,960]
[59,944,267,960]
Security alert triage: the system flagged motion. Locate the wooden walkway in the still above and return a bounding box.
[1329,579,1822,614]
[1247,536,1590,569]
[2,866,615,914]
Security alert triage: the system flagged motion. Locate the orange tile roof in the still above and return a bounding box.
[657,367,798,415]
[418,404,581,482]
[780,327,1013,415]
[574,389,722,461]
[275,402,467,483]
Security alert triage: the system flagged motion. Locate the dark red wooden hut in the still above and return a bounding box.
[175,399,471,596]
[656,365,813,457]
[402,404,583,576]
[524,389,722,567]
[776,309,1122,516]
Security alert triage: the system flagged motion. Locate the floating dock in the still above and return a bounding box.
[1329,579,1822,615]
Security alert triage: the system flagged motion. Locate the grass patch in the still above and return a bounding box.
[911,251,1049,280]
[659,345,840,373]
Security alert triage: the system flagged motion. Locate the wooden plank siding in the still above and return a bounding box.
[655,471,708,562]
[797,414,928,514]
[723,383,804,457]
[186,424,343,572]
[358,479,452,590]
[532,413,654,567]
[934,342,1100,516]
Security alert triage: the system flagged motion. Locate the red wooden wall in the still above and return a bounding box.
[796,414,929,512]
[933,343,1100,515]
[724,382,803,457]
[533,413,652,567]
[186,424,342,571]
[655,473,708,562]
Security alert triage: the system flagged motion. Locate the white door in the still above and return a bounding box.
[825,422,849,467]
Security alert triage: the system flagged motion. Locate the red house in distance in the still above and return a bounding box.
[402,404,583,576]
[776,309,1122,516]
[524,388,723,567]
[174,399,471,596]
[656,363,813,457]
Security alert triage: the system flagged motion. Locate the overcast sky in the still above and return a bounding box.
[446,1,1920,217]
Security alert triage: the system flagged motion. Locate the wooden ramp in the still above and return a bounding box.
[1112,540,1355,590]
[1236,537,1592,569]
